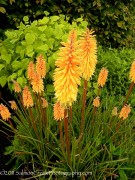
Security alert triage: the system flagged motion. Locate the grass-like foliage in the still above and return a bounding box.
[0,29,135,180]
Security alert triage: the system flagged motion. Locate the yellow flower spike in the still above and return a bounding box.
[9,101,18,110]
[13,81,21,93]
[93,96,100,107]
[112,107,118,116]
[0,104,11,121]
[22,86,34,108]
[78,28,97,80]
[36,54,46,78]
[129,60,135,83]
[54,102,65,121]
[98,67,108,88]
[119,104,131,120]
[41,97,48,108]
[31,73,44,94]
[54,30,82,107]
[27,61,35,80]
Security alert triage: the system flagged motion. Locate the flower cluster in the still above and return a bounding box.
[27,55,46,94]
[0,104,11,121]
[93,96,100,107]
[129,60,135,83]
[119,104,131,120]
[54,102,64,121]
[98,67,108,88]
[79,29,97,81]
[22,86,34,108]
[9,101,17,110]
[54,30,82,107]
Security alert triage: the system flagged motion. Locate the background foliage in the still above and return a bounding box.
[0,15,88,95]
[0,14,135,97]
[0,0,135,48]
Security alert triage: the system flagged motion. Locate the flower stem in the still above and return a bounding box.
[123,81,134,105]
[69,106,72,135]
[80,80,88,135]
[29,108,40,141]
[69,106,72,149]
[69,106,72,125]
[64,109,70,163]
[91,86,101,124]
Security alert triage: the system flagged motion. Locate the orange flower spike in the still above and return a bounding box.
[13,81,21,93]
[129,60,135,83]
[78,29,97,80]
[119,104,131,120]
[22,86,34,108]
[36,54,46,78]
[93,96,100,107]
[41,97,48,108]
[54,102,64,121]
[27,61,35,80]
[31,73,44,94]
[54,30,82,107]
[0,104,11,121]
[98,67,108,88]
[9,101,18,110]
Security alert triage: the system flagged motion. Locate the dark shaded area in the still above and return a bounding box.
[0,0,134,47]
[0,86,19,179]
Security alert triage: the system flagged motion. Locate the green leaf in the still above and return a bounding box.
[81,21,88,28]
[48,57,55,68]
[23,16,29,22]
[54,28,63,39]
[8,73,17,81]
[44,11,50,16]
[0,6,6,13]
[0,76,7,87]
[38,17,49,25]
[16,46,25,58]
[46,84,54,92]
[37,44,49,51]
[50,16,60,22]
[25,33,36,44]
[17,77,24,86]
[1,52,11,64]
[17,69,23,76]
[46,63,50,73]
[119,170,128,180]
[0,64,5,71]
[26,45,34,57]
[4,146,14,155]
[117,21,123,28]
[38,25,47,32]
[12,61,22,70]
[67,0,72,3]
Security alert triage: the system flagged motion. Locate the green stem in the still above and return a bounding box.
[91,86,101,125]
[29,108,42,158]
[69,106,72,149]
[58,120,64,149]
[29,108,40,141]
[80,80,88,135]
[8,119,16,133]
[64,109,70,163]
[69,106,72,136]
